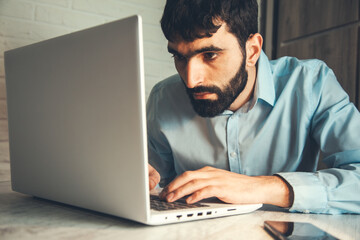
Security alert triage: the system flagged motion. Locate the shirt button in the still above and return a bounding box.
[230,152,237,158]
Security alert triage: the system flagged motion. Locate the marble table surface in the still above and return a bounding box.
[0,180,359,240]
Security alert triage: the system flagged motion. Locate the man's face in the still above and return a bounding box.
[167,24,248,117]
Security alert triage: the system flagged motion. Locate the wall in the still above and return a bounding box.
[0,0,177,182]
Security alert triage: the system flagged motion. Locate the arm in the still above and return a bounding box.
[278,64,360,214]
[146,81,176,188]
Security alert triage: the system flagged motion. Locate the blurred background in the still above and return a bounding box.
[260,0,359,110]
[0,0,359,182]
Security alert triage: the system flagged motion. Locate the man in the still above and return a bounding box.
[147,0,360,214]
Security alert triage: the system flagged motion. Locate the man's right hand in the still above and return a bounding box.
[148,164,160,190]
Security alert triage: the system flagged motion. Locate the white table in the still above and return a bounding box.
[0,181,358,240]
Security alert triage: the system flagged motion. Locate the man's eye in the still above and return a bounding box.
[203,52,217,60]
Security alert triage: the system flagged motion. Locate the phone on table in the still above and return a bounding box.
[264,221,339,240]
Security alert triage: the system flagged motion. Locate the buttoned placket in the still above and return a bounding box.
[226,114,241,174]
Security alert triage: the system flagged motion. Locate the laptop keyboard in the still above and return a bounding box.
[150,195,209,211]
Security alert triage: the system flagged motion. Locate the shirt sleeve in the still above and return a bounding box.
[146,84,176,186]
[278,62,360,214]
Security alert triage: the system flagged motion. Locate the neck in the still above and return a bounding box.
[228,65,257,111]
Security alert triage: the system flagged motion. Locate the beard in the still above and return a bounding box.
[184,59,248,118]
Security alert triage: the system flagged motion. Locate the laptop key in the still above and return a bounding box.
[150,195,209,211]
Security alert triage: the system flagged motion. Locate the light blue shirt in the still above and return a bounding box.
[146,51,360,214]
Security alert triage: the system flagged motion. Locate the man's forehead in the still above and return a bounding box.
[167,24,235,53]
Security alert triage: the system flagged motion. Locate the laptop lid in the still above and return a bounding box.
[5,15,150,224]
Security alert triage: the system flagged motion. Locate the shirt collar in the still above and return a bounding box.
[220,50,275,116]
[255,50,276,107]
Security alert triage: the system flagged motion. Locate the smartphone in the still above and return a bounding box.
[264,221,339,240]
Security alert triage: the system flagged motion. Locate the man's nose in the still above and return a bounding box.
[184,59,204,89]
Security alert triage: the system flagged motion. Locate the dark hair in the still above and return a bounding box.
[160,0,258,50]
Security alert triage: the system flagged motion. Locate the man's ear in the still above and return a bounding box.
[245,33,263,67]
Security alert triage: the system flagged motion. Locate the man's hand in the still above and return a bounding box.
[148,164,161,190]
[159,166,293,208]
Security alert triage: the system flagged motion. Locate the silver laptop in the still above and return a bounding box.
[4,15,262,225]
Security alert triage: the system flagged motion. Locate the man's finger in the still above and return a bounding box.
[165,178,217,202]
[149,178,157,190]
[160,170,211,197]
[148,164,160,190]
[186,185,220,204]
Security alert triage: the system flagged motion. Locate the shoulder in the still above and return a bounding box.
[147,74,187,109]
[270,56,331,80]
[270,56,339,95]
[146,74,195,123]
[149,74,184,98]
[270,56,349,113]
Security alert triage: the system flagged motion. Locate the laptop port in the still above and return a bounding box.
[197,212,203,216]
[187,214,193,217]
[206,211,212,215]
[176,215,182,219]
[227,208,236,211]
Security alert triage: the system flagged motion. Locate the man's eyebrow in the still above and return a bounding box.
[167,46,179,55]
[194,46,224,54]
[167,45,224,58]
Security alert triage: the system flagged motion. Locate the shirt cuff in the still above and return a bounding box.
[276,172,328,213]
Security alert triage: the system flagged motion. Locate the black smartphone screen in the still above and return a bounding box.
[264,221,339,240]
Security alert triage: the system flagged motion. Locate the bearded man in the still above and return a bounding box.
[147,0,360,214]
